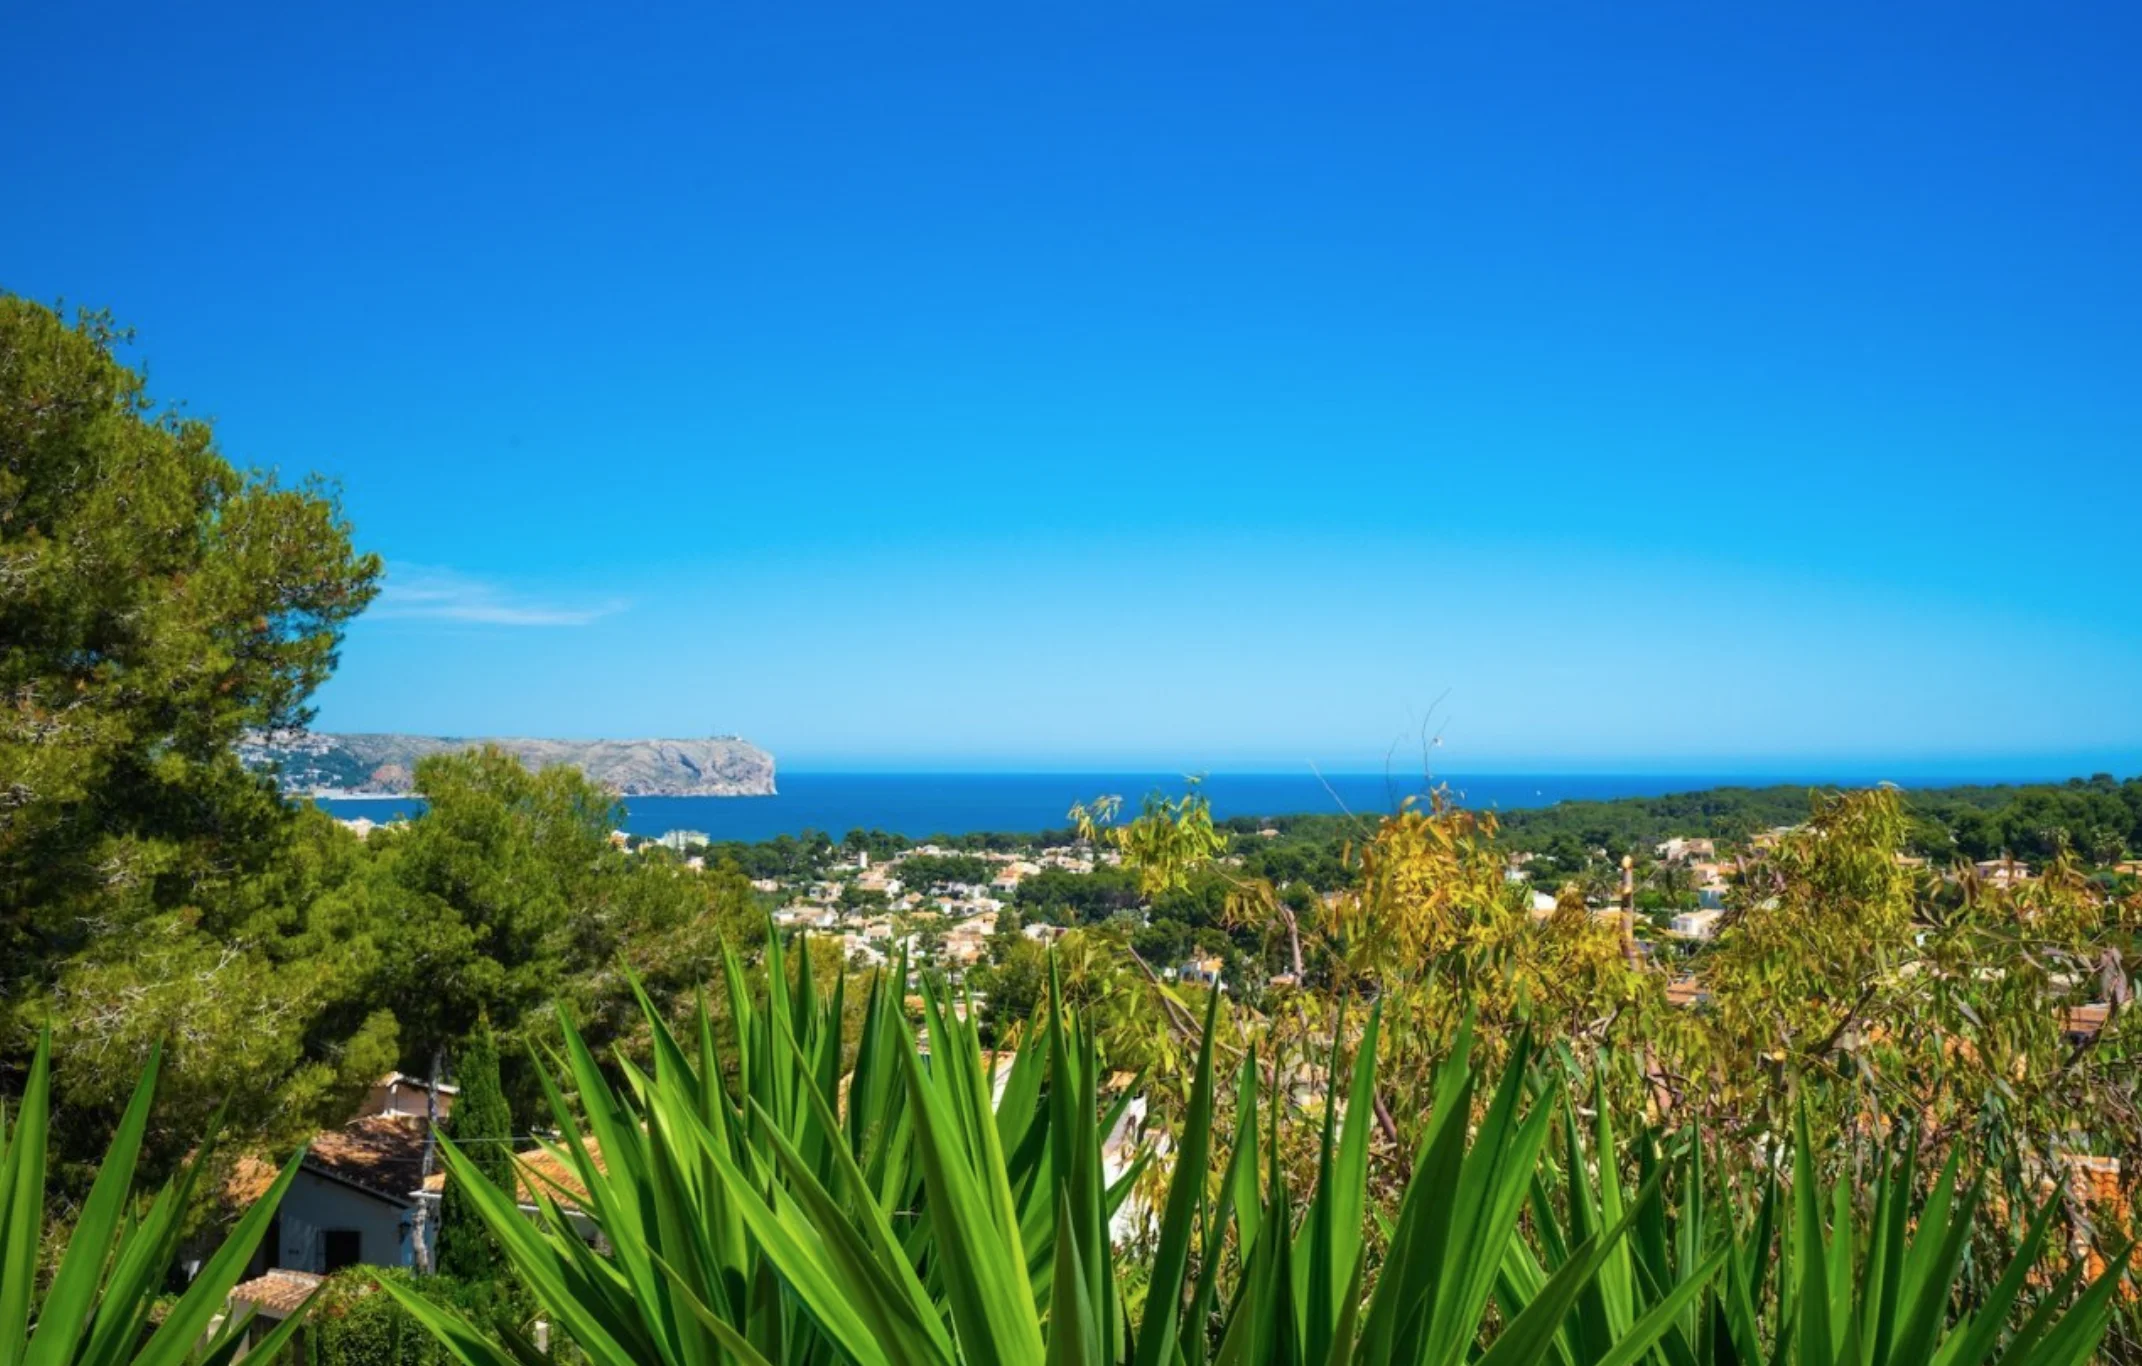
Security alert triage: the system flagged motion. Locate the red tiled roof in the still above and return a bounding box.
[514,1139,604,1211]
[229,1269,323,1317]
[305,1114,431,1202]
[223,1114,434,1211]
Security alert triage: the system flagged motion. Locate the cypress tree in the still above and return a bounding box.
[434,1018,512,1280]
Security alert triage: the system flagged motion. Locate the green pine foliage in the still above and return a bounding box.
[436,1021,513,1283]
[0,294,390,1180]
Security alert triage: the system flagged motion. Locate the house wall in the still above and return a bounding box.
[268,1170,413,1274]
[362,1077,457,1120]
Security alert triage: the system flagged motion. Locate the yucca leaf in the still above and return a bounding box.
[0,1032,51,1366]
[22,1041,160,1366]
[130,1141,307,1366]
[2011,1245,2127,1366]
[1045,1193,1102,1366]
[1589,1248,1730,1366]
[899,1024,1045,1366]
[1130,984,1223,1366]
[1791,1105,1833,1366]
[381,1280,532,1366]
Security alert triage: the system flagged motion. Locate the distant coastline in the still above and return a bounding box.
[244,731,776,797]
[298,791,412,801]
[311,768,2106,843]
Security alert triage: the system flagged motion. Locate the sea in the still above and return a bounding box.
[307,769,1969,842]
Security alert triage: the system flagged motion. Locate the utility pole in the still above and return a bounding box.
[410,1046,443,1274]
[1620,854,1640,969]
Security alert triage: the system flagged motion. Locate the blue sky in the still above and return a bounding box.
[6,2,2139,773]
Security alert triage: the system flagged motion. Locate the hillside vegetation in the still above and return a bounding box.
[3,294,2137,1362]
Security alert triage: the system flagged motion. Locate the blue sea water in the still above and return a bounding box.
[310,769,1929,842]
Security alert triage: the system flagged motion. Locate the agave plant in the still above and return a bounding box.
[1,1032,307,1366]
[392,931,1710,1366]
[1202,1013,1714,1366]
[1500,1070,2126,1366]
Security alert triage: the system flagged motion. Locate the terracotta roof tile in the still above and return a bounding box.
[229,1269,323,1317]
[515,1139,603,1211]
[305,1114,431,1202]
[222,1114,435,1211]
[1664,978,1706,1008]
[2061,1003,2112,1039]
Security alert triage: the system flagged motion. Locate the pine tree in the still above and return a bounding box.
[1,295,385,1178]
[434,1018,512,1280]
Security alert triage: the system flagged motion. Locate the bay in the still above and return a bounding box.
[307,769,1978,842]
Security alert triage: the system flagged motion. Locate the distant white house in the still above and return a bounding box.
[991,862,1034,892]
[1655,838,1717,863]
[774,904,837,930]
[1669,909,1724,940]
[1181,956,1224,988]
[1974,858,2033,888]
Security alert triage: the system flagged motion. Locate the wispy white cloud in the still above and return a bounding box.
[372,565,628,627]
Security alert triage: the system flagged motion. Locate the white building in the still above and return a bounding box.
[225,1075,457,1279]
[1656,837,1717,863]
[1669,908,1724,940]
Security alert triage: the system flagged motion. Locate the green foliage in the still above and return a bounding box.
[399,945,2119,1364]
[705,831,838,882]
[839,883,891,915]
[1071,787,1227,898]
[1,295,388,1176]
[0,1031,308,1366]
[1503,1071,2128,1366]
[1014,867,1141,925]
[307,1272,452,1366]
[436,1022,512,1283]
[973,936,1049,1040]
[303,1270,532,1366]
[898,854,995,892]
[1482,776,2142,872]
[361,746,742,1119]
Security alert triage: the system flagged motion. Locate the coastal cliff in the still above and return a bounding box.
[241,732,777,797]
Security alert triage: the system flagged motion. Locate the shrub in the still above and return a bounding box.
[304,1270,528,1366]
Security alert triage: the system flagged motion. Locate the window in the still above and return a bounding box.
[322,1229,362,1272]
